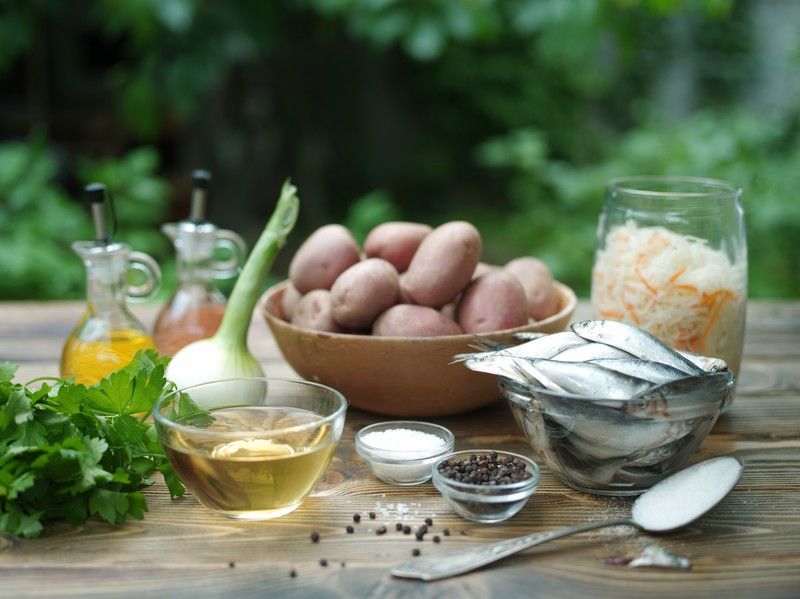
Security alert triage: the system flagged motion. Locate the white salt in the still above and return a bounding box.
[632,456,743,532]
[359,427,448,484]
[360,428,446,454]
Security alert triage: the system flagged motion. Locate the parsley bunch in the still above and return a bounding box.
[0,350,191,538]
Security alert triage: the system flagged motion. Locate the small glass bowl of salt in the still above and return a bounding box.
[355,421,455,486]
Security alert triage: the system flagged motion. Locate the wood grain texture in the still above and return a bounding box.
[0,300,799,599]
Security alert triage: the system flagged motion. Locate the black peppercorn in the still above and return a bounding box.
[310,532,320,543]
[412,548,421,556]
[346,525,354,533]
[369,511,376,520]
[319,558,328,567]
[353,513,361,523]
[424,517,433,526]
[433,536,440,543]
[376,526,387,535]
[395,522,403,531]
[436,452,532,485]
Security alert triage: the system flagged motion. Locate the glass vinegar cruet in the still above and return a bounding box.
[153,170,246,356]
[60,183,161,385]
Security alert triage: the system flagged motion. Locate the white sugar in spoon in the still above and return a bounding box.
[391,456,743,581]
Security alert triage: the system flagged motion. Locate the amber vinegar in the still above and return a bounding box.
[164,406,336,519]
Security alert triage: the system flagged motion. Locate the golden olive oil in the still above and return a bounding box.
[164,406,336,519]
[60,326,155,385]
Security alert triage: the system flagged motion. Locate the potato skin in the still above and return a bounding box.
[373,305,463,337]
[504,257,559,321]
[364,222,432,273]
[281,283,302,321]
[472,262,499,280]
[456,271,528,334]
[440,302,457,321]
[397,273,415,304]
[331,258,399,328]
[291,290,344,333]
[402,221,482,307]
[289,225,361,293]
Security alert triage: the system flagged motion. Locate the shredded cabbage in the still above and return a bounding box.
[592,221,746,373]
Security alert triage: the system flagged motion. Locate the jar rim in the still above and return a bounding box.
[607,176,741,200]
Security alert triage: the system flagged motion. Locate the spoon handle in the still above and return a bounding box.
[391,518,633,581]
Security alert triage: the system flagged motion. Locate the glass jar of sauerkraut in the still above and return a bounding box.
[592,176,747,376]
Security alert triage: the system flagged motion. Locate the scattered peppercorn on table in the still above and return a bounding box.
[1,300,799,599]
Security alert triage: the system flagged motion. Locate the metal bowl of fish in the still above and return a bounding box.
[459,319,735,496]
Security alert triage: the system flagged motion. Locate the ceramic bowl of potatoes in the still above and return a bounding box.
[260,221,576,417]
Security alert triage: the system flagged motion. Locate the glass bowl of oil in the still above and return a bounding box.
[154,378,347,520]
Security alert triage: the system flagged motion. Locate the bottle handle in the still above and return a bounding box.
[126,251,162,301]
[212,229,247,279]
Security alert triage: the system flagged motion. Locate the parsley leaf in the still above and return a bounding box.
[0,350,198,538]
[0,363,18,382]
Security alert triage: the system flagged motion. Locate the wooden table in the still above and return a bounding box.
[1,300,799,598]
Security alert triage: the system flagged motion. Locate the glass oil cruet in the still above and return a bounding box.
[60,183,161,385]
[153,170,247,356]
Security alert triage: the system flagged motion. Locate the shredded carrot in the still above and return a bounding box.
[671,284,698,293]
[600,310,625,319]
[666,267,686,285]
[625,303,641,325]
[699,290,735,351]
[636,268,658,295]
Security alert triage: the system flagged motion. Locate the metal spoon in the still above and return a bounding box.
[391,456,743,581]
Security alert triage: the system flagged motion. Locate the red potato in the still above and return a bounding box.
[440,302,457,321]
[373,304,463,337]
[289,224,361,293]
[456,271,528,334]
[504,257,559,321]
[397,273,415,304]
[331,258,400,329]
[402,221,482,307]
[281,283,302,321]
[364,222,432,273]
[472,262,499,280]
[291,290,344,333]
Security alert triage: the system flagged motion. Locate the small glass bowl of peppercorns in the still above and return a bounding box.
[431,450,540,523]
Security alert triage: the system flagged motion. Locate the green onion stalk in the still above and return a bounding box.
[165,180,299,405]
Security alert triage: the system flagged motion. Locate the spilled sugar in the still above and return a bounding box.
[632,456,743,531]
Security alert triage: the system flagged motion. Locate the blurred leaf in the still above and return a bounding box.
[344,189,401,244]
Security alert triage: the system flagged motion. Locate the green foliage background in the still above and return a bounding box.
[0,0,797,299]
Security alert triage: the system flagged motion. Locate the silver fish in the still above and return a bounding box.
[463,355,528,383]
[556,417,694,460]
[552,343,633,362]
[468,336,511,352]
[625,372,734,417]
[526,359,654,399]
[453,331,586,363]
[677,350,728,373]
[589,358,687,385]
[571,320,703,376]
[512,332,547,342]
[510,358,567,392]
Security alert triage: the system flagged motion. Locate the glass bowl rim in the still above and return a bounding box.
[153,377,348,439]
[606,175,741,200]
[355,421,455,461]
[431,449,541,493]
